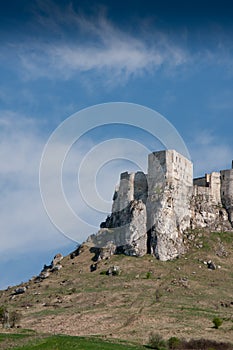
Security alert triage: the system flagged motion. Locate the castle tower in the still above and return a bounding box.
[112,172,135,213]
[112,171,148,213]
[147,150,193,260]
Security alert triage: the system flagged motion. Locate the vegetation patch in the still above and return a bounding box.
[0,334,145,350]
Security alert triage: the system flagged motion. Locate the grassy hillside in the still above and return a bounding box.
[0,229,233,346]
[0,333,144,350]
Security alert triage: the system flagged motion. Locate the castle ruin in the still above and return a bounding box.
[87,150,233,261]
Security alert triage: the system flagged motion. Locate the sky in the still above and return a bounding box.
[0,0,233,289]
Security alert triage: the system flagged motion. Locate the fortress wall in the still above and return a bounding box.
[193,172,221,205]
[112,171,148,213]
[193,185,211,197]
[147,150,167,202]
[112,172,135,213]
[221,169,233,224]
[209,172,221,204]
[165,150,193,187]
[165,150,193,229]
[193,177,206,187]
[133,172,148,203]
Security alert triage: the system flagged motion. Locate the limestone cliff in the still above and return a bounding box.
[86,150,233,261]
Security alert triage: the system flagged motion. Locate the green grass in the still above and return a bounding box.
[0,333,31,342]
[0,334,145,350]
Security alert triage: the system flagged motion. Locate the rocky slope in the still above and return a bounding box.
[0,229,233,345]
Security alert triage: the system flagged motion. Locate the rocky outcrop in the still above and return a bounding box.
[190,192,232,231]
[87,199,147,257]
[36,253,63,281]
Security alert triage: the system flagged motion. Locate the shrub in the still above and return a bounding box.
[168,336,181,349]
[146,271,152,279]
[100,270,107,275]
[213,317,223,329]
[9,310,21,328]
[0,306,21,328]
[148,333,167,350]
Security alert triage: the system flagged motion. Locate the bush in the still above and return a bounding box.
[148,333,167,350]
[168,336,181,349]
[213,317,223,329]
[146,271,152,279]
[0,306,21,328]
[9,310,21,328]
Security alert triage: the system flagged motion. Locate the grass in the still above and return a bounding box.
[0,333,145,350]
[1,333,232,350]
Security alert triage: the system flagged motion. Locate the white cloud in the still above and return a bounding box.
[0,111,153,257]
[0,112,65,255]
[2,1,233,86]
[12,4,189,83]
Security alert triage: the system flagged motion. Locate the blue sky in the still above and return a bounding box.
[0,0,233,289]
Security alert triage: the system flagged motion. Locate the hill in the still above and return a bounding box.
[0,229,233,347]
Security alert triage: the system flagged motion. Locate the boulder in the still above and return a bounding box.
[106,265,121,276]
[207,260,216,270]
[52,253,63,267]
[14,287,26,295]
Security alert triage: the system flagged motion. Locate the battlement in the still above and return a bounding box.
[113,150,233,215]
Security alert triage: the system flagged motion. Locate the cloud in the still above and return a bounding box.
[0,112,63,255]
[0,111,154,256]
[9,2,189,83]
[2,1,232,87]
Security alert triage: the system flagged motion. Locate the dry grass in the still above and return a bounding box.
[0,230,233,346]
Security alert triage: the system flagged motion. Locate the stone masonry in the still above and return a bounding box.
[87,150,233,261]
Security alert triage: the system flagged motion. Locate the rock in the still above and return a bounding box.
[179,277,189,288]
[99,243,116,260]
[88,199,147,257]
[14,287,26,295]
[216,241,228,257]
[106,265,121,276]
[39,271,50,279]
[51,265,62,272]
[90,263,98,272]
[207,260,216,270]
[52,253,63,267]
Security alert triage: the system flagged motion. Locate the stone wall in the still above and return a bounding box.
[112,171,148,213]
[193,176,206,187]
[221,169,233,225]
[193,172,221,205]
[112,172,134,213]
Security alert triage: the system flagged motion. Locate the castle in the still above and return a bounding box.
[87,150,233,261]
